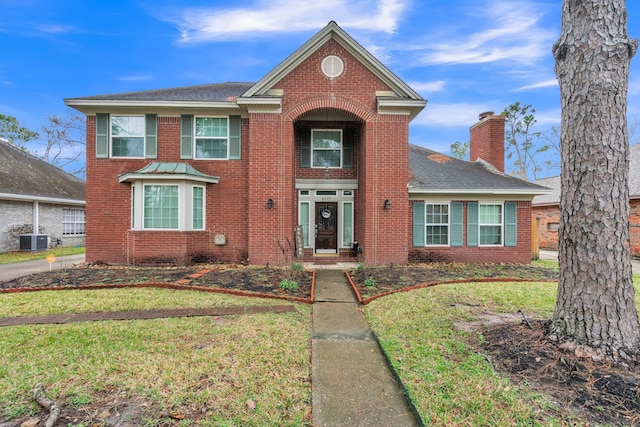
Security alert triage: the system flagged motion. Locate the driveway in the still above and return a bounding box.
[540,250,639,275]
[0,254,85,282]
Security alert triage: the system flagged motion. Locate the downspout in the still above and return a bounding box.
[33,201,39,234]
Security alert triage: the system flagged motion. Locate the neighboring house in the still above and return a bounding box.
[0,137,86,252]
[65,21,547,266]
[532,142,640,258]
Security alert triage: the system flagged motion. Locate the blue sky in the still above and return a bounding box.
[1,0,639,179]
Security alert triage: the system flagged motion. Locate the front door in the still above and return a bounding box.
[315,202,337,253]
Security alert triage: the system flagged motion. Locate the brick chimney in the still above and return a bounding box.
[469,111,505,172]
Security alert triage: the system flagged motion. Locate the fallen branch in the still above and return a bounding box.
[33,383,61,427]
[518,309,533,329]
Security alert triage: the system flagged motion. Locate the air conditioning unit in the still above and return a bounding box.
[19,234,49,251]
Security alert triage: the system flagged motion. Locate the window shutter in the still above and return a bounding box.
[504,202,517,246]
[145,114,158,159]
[229,115,241,160]
[300,128,311,168]
[467,202,479,247]
[95,113,109,158]
[451,202,463,246]
[412,202,425,246]
[342,127,354,168]
[180,115,193,159]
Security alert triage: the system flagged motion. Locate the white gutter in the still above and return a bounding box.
[0,192,85,206]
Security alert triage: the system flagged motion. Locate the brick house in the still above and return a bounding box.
[532,142,640,258]
[0,138,86,252]
[66,22,548,266]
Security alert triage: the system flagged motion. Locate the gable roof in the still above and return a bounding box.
[409,144,549,195]
[532,142,640,206]
[242,21,422,100]
[0,139,85,205]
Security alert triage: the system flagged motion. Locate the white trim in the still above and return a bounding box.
[478,202,504,247]
[409,188,549,196]
[423,201,451,247]
[65,99,239,109]
[0,192,85,206]
[296,179,358,190]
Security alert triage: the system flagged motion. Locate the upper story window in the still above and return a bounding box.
[312,130,342,167]
[95,113,157,159]
[195,117,229,159]
[112,116,145,157]
[300,127,354,169]
[181,115,241,160]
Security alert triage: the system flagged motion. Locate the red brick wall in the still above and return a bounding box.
[534,200,640,258]
[532,205,560,251]
[470,114,505,172]
[85,38,413,266]
[631,199,640,258]
[85,115,250,265]
[410,200,533,264]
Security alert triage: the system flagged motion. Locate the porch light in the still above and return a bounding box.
[384,199,391,210]
[266,198,274,209]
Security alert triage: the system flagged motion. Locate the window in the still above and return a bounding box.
[63,209,85,235]
[196,117,228,159]
[343,202,353,247]
[425,204,449,245]
[413,203,450,246]
[299,202,310,247]
[144,185,179,229]
[547,222,560,231]
[112,116,145,157]
[479,204,503,245]
[192,187,204,229]
[312,130,342,167]
[129,182,209,231]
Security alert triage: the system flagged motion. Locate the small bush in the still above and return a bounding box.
[364,277,376,288]
[280,279,299,292]
[355,263,365,273]
[290,262,304,272]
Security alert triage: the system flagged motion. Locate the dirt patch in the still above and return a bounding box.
[349,262,559,301]
[0,264,313,301]
[473,319,640,426]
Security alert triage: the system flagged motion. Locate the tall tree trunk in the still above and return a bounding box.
[550,0,640,363]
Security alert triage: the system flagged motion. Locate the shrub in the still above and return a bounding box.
[280,279,299,292]
[364,277,376,288]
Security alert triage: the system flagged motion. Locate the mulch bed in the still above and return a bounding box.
[476,320,640,426]
[0,264,314,302]
[348,262,559,302]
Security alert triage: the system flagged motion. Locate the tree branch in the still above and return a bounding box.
[33,383,61,427]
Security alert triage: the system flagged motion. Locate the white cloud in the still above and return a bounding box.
[418,1,556,66]
[413,102,492,127]
[408,80,446,94]
[115,75,155,82]
[36,24,74,34]
[515,79,557,91]
[159,0,408,44]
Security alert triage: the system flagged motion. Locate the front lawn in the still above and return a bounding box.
[0,288,312,426]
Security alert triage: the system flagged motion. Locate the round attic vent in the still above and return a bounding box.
[321,55,344,78]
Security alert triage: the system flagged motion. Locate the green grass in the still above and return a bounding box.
[0,246,85,264]
[0,289,311,426]
[365,278,640,426]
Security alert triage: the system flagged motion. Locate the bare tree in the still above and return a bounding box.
[550,0,640,363]
[40,108,86,179]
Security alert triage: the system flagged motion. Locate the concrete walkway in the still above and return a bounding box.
[311,269,419,427]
